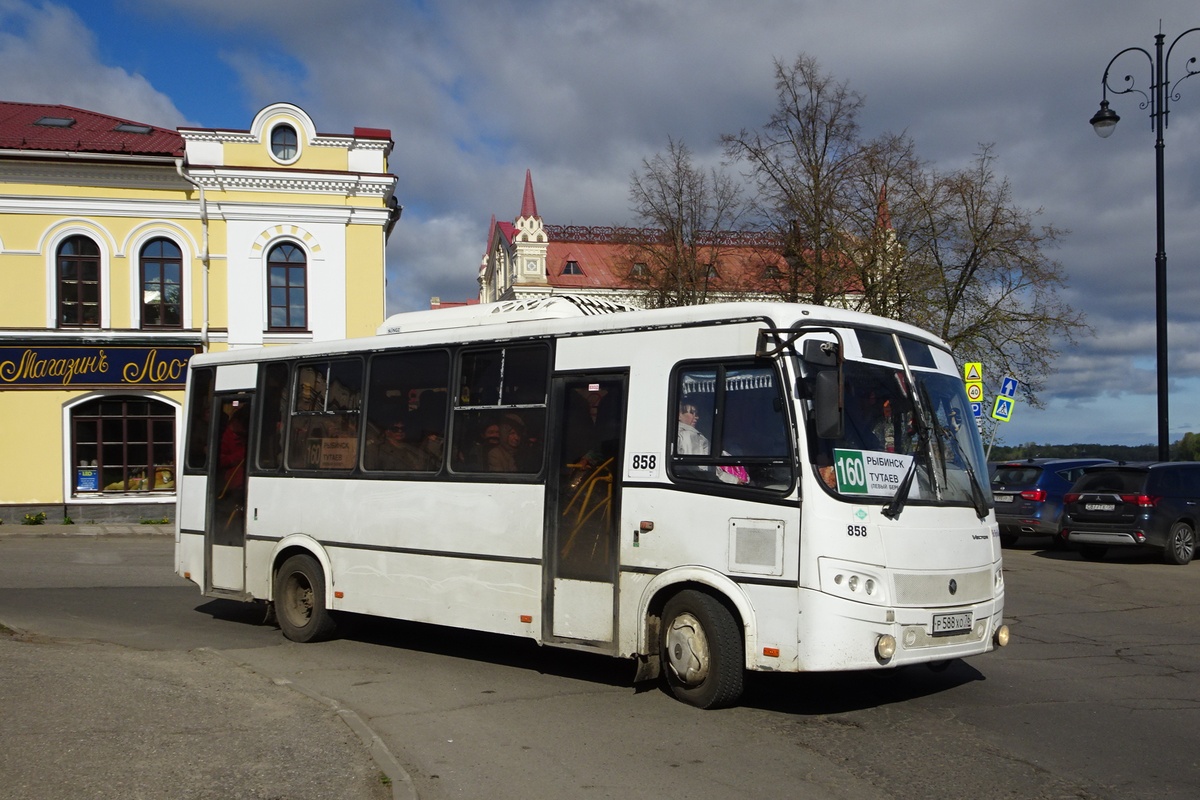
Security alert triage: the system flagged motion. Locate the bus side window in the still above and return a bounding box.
[286,359,363,472]
[670,361,793,491]
[257,362,289,470]
[185,367,215,471]
[451,344,549,474]
[363,350,450,473]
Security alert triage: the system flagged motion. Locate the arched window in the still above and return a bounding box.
[71,396,177,495]
[140,238,183,328]
[57,235,100,327]
[267,242,308,331]
[270,124,298,161]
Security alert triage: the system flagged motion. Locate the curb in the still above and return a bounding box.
[201,648,418,800]
[0,524,173,538]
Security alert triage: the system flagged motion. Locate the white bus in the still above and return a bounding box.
[176,297,1008,708]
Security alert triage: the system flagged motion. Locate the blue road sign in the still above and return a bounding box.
[1000,376,1019,398]
[971,401,983,418]
[992,396,1014,423]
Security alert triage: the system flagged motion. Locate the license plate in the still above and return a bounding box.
[932,612,972,635]
[994,494,1014,503]
[1085,503,1116,512]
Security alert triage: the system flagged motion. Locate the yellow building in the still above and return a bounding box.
[0,101,399,523]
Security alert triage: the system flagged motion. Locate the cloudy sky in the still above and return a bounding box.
[4,0,1200,448]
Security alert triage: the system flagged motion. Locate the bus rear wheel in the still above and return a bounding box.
[274,554,336,643]
[661,590,743,709]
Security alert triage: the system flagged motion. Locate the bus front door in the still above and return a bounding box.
[545,374,626,648]
[207,394,252,594]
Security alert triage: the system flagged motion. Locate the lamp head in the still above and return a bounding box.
[1090,100,1120,138]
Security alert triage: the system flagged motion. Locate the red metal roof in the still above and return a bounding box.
[0,101,183,157]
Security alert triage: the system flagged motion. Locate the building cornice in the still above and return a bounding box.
[181,167,396,197]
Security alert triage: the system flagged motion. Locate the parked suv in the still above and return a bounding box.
[1061,462,1200,564]
[991,458,1113,547]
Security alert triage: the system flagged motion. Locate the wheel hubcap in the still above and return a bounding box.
[286,573,313,623]
[664,612,710,685]
[1174,527,1194,561]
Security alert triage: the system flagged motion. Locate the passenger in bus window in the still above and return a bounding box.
[368,418,434,471]
[676,399,709,455]
[677,399,747,484]
[419,428,445,470]
[487,416,524,472]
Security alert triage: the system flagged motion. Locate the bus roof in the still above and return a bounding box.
[191,299,948,366]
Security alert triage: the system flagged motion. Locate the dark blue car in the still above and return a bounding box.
[991,458,1113,547]
[1062,462,1200,564]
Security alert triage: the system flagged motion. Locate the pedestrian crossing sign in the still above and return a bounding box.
[992,395,1015,423]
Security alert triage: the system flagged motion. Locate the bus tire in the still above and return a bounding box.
[274,554,337,643]
[661,590,743,709]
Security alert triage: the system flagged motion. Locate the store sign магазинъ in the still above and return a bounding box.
[0,346,198,388]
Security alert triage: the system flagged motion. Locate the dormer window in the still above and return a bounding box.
[270,123,299,161]
[630,263,648,277]
[562,260,583,276]
[705,264,719,278]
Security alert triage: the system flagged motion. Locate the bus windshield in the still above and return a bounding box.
[810,345,989,515]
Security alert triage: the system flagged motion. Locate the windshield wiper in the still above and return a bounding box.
[882,379,933,520]
[881,456,918,520]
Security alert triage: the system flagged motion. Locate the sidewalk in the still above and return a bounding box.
[0,525,416,800]
[0,522,174,537]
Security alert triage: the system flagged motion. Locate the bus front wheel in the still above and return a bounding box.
[660,590,743,709]
[274,554,337,643]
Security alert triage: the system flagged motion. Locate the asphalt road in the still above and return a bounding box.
[3,533,1200,799]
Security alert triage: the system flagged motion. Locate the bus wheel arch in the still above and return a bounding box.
[659,588,744,708]
[271,538,337,643]
[636,573,754,708]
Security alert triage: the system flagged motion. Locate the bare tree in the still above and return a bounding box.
[626,137,743,307]
[721,54,871,305]
[720,54,1086,403]
[897,145,1087,401]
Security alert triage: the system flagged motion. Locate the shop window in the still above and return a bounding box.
[57,235,101,328]
[140,238,183,328]
[267,243,307,331]
[72,397,176,494]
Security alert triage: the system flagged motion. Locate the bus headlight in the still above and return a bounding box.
[821,558,889,604]
[876,634,897,662]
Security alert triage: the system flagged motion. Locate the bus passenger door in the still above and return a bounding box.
[207,394,252,594]
[545,374,626,648]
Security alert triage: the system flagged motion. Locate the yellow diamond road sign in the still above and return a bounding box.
[963,362,983,382]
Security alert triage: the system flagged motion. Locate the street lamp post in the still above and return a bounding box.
[1091,26,1200,462]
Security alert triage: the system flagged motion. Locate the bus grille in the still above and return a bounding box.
[892,568,992,606]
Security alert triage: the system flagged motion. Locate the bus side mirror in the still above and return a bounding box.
[813,369,844,439]
[802,339,838,367]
